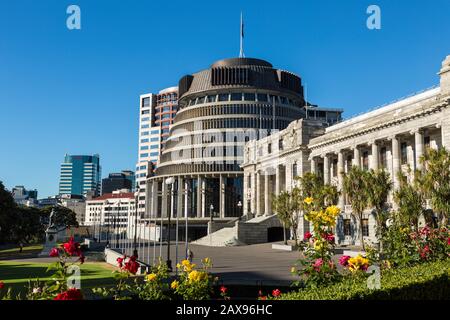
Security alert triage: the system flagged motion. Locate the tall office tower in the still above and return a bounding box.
[59,154,101,197]
[101,171,134,194]
[136,86,178,217]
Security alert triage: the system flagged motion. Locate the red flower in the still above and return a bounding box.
[62,237,82,257]
[220,286,227,294]
[0,281,4,290]
[123,255,139,274]
[117,256,125,268]
[324,232,335,243]
[49,247,59,257]
[339,255,351,267]
[259,296,267,300]
[313,258,323,271]
[304,232,312,240]
[54,288,83,300]
[419,245,431,260]
[447,237,450,246]
[272,289,281,297]
[78,254,85,264]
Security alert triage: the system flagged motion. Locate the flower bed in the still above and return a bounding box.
[279,259,450,300]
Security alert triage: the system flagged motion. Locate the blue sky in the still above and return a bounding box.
[1,0,449,198]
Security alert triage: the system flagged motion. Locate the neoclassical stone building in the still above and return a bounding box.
[242,55,450,245]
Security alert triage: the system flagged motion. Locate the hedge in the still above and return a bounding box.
[281,259,450,300]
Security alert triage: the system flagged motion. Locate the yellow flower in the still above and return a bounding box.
[181,260,191,267]
[313,239,324,251]
[304,197,313,205]
[176,263,182,269]
[180,259,195,272]
[290,267,296,273]
[347,254,369,272]
[145,273,157,282]
[202,257,211,265]
[171,280,179,289]
[188,270,207,283]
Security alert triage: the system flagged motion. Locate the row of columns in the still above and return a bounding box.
[147,175,232,219]
[311,129,427,197]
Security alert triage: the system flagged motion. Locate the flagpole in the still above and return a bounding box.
[239,12,244,58]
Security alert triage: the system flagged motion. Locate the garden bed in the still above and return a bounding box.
[281,259,450,300]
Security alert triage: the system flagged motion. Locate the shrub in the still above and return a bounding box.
[279,259,450,300]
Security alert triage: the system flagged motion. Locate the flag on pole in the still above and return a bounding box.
[241,12,244,38]
[239,12,245,58]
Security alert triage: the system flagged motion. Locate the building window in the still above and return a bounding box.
[244,93,256,101]
[332,159,338,177]
[140,146,149,150]
[343,219,351,236]
[257,93,268,102]
[424,136,431,152]
[218,93,229,102]
[292,163,298,178]
[362,219,369,237]
[207,95,216,103]
[278,139,283,150]
[362,151,369,170]
[142,97,150,107]
[230,93,242,101]
[346,155,352,172]
[400,142,408,164]
[268,143,272,154]
[141,110,150,115]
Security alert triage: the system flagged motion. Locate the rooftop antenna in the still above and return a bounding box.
[239,12,245,58]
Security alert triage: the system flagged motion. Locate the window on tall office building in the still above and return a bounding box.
[231,93,242,101]
[244,93,256,101]
[140,153,149,158]
[140,138,149,143]
[150,137,159,142]
[207,95,216,103]
[142,97,150,107]
[218,93,229,102]
[141,110,150,115]
[150,152,159,157]
[141,124,149,129]
[141,131,149,136]
[140,146,149,150]
[151,130,159,135]
[257,93,268,102]
[150,145,158,149]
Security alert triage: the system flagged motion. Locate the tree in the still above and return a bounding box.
[0,181,17,243]
[40,206,79,229]
[394,169,426,230]
[295,173,339,211]
[366,169,392,245]
[272,191,300,245]
[420,147,450,226]
[343,166,370,250]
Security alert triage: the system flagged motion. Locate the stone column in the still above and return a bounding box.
[151,180,158,219]
[414,129,424,171]
[391,136,400,191]
[196,176,202,218]
[264,172,271,216]
[310,157,316,174]
[275,165,281,196]
[201,177,206,218]
[219,175,225,218]
[177,177,183,218]
[370,141,379,170]
[250,173,256,215]
[323,154,330,184]
[353,146,360,167]
[161,180,167,218]
[243,174,248,216]
[256,171,262,216]
[337,151,345,209]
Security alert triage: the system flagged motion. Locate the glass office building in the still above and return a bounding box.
[59,154,101,197]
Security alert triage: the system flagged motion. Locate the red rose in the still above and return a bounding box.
[123,255,139,274]
[62,237,82,256]
[117,256,125,268]
[272,289,281,297]
[49,247,59,257]
[304,232,312,240]
[54,288,83,300]
[447,237,450,245]
[220,286,227,294]
[0,281,4,290]
[324,233,335,243]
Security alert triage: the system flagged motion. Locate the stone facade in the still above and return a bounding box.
[242,55,450,246]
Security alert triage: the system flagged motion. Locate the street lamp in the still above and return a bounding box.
[237,200,243,219]
[209,204,214,246]
[133,186,140,258]
[165,177,175,272]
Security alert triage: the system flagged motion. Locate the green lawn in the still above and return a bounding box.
[0,244,43,257]
[0,261,118,299]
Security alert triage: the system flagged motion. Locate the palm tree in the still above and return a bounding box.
[272,191,300,245]
[420,147,450,226]
[366,169,392,248]
[343,166,370,250]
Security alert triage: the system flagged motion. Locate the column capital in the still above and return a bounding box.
[350,145,359,151]
[368,139,378,145]
[410,128,423,135]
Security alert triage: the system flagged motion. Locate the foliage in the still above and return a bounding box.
[172,258,217,300]
[278,259,450,300]
[343,166,370,250]
[272,190,301,245]
[420,147,450,226]
[292,201,342,288]
[366,169,392,242]
[40,205,79,229]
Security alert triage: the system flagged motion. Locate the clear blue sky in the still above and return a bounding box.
[1,0,449,198]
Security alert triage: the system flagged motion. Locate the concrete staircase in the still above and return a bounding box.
[192,215,283,247]
[193,225,241,247]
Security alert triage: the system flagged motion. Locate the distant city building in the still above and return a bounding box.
[102,171,134,194]
[84,190,136,234]
[121,170,135,191]
[60,194,86,226]
[11,185,38,207]
[136,86,178,217]
[59,154,101,197]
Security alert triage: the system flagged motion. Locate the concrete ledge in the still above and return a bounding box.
[272,244,296,251]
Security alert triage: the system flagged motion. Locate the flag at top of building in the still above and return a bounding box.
[240,12,245,58]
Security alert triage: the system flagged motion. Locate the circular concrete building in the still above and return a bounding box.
[147,57,306,230]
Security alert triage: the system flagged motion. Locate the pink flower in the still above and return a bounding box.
[339,255,351,267]
[49,247,59,257]
[272,289,281,297]
[0,281,4,290]
[324,232,335,243]
[304,232,312,240]
[447,237,450,246]
[313,258,323,271]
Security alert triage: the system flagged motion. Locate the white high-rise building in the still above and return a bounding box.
[136,86,178,218]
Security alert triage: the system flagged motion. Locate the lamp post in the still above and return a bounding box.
[237,200,242,218]
[209,204,214,246]
[116,200,121,251]
[184,180,189,260]
[165,177,175,272]
[105,200,111,247]
[133,186,140,258]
